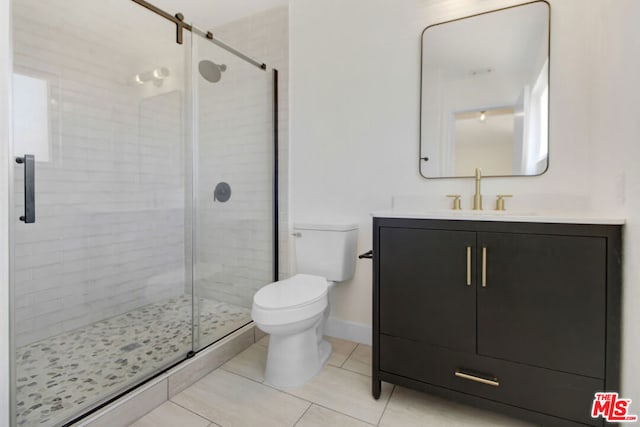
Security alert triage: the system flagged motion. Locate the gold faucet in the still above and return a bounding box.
[473,168,482,210]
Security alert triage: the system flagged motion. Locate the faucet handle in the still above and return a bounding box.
[495,195,513,211]
[446,194,462,210]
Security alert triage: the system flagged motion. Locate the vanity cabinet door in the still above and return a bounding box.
[476,232,607,378]
[379,227,476,353]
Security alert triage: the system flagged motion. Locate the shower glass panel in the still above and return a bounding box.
[11,1,192,425]
[192,31,275,351]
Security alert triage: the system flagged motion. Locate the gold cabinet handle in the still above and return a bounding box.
[455,369,499,387]
[466,246,471,286]
[481,246,487,288]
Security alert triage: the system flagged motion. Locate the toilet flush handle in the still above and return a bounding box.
[358,250,373,259]
[291,232,302,237]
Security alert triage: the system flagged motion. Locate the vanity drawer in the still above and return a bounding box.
[380,334,603,426]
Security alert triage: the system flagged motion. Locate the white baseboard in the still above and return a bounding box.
[325,318,372,345]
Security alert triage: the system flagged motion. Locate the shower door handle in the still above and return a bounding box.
[16,154,35,223]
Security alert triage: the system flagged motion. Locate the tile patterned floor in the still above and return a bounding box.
[131,336,537,427]
[16,296,250,427]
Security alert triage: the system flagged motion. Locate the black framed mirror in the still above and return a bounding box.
[420,1,550,179]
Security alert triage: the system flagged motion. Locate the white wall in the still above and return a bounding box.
[291,0,598,328]
[290,0,637,398]
[1,0,11,423]
[590,0,640,407]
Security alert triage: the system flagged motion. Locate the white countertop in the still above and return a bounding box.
[371,210,625,225]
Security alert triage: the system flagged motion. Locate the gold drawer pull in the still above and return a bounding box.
[455,369,499,387]
[466,246,472,286]
[481,246,487,288]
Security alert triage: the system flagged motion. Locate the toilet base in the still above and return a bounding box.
[263,323,332,389]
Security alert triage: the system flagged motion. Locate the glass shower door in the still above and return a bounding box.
[11,1,193,425]
[191,30,275,351]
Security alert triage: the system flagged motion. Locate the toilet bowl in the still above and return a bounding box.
[251,222,358,388]
[252,274,331,387]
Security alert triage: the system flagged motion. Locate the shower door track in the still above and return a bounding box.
[130,0,268,70]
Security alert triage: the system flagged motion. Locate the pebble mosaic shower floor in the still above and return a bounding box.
[15,295,250,427]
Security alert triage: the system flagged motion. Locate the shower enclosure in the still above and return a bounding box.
[9,0,277,425]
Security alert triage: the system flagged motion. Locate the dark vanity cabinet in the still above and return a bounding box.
[372,218,622,426]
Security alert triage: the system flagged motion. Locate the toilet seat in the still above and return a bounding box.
[252,274,328,326]
[254,274,328,310]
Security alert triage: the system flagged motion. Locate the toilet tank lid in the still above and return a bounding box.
[294,222,358,231]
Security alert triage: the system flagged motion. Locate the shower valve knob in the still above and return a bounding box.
[213,182,231,203]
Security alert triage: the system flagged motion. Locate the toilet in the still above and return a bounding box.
[251,222,358,388]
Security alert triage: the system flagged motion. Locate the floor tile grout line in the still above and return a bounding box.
[220,367,378,425]
[334,362,372,379]
[205,339,380,426]
[292,402,313,426]
[172,368,339,427]
[340,342,360,368]
[144,341,533,427]
[220,366,267,385]
[224,369,315,405]
[169,398,219,426]
[376,384,396,427]
[216,369,363,425]
[339,364,371,377]
[219,367,322,410]
[307,402,378,426]
[172,340,387,427]
[248,369,381,425]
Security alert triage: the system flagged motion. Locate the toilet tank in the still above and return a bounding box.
[293,223,358,282]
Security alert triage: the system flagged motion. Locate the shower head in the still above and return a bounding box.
[198,60,227,83]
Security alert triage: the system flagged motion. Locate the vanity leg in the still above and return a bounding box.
[372,376,382,399]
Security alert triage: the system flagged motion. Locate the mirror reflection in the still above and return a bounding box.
[420,1,549,178]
